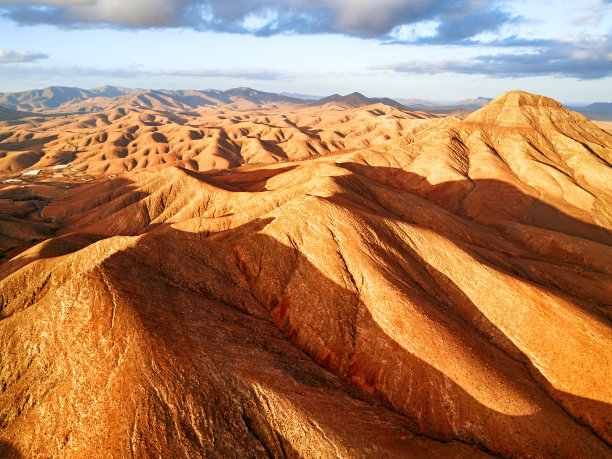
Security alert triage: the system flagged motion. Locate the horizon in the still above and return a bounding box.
[0,84,606,107]
[0,1,611,104]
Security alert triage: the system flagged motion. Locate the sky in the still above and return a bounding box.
[0,0,611,104]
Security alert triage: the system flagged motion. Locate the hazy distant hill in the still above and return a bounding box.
[312,92,408,109]
[395,96,492,112]
[218,87,306,110]
[2,86,610,122]
[0,86,411,114]
[0,86,308,113]
[281,92,321,100]
[0,86,92,111]
[0,105,39,121]
[572,102,612,121]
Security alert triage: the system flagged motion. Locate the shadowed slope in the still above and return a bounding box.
[2,157,610,456]
[0,90,611,457]
[0,216,488,458]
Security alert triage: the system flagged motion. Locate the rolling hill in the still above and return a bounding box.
[0,102,441,176]
[0,90,611,458]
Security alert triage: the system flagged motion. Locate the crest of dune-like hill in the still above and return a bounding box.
[0,101,441,176]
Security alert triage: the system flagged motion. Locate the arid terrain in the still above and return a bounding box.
[0,88,611,458]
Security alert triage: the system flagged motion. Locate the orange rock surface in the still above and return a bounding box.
[0,90,610,457]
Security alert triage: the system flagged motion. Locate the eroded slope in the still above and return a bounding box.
[0,91,611,457]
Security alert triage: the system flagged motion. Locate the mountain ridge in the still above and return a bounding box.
[2,85,610,121]
[0,89,611,457]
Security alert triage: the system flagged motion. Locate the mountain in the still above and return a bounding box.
[0,85,144,112]
[0,86,309,114]
[572,102,612,121]
[0,105,39,122]
[400,96,612,121]
[89,85,142,98]
[2,86,609,123]
[0,86,94,111]
[393,97,433,106]
[312,92,408,109]
[453,96,493,108]
[396,96,493,114]
[0,90,611,457]
[57,89,216,113]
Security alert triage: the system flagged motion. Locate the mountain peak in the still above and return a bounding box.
[464,90,572,126]
[314,92,406,109]
[489,90,562,109]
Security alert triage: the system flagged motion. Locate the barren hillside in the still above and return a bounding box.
[0,90,610,458]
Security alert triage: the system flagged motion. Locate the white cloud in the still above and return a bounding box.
[0,48,49,63]
[0,0,514,42]
[373,35,612,79]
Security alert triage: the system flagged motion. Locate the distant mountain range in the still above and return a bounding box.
[395,96,493,111]
[0,86,306,113]
[568,103,612,121]
[0,86,412,114]
[0,105,39,122]
[314,92,408,110]
[0,86,610,121]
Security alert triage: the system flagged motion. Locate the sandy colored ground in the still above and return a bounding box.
[594,120,612,133]
[0,90,611,458]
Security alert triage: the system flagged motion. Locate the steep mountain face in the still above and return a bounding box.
[380,90,612,238]
[0,90,611,457]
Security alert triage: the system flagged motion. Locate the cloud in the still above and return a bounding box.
[151,68,293,80]
[0,48,48,63]
[0,0,516,41]
[574,0,612,25]
[0,64,337,81]
[1,0,198,28]
[372,36,612,79]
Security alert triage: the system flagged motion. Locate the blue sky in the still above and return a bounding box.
[0,0,611,103]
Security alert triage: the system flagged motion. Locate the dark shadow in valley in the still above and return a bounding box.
[197,165,299,192]
[338,162,612,246]
[0,135,58,152]
[0,441,22,458]
[0,233,104,279]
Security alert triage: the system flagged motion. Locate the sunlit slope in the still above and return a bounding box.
[0,91,610,457]
[0,104,440,175]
